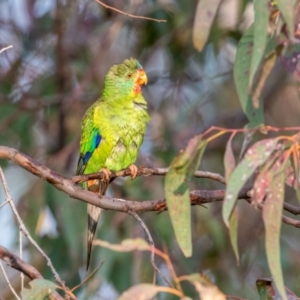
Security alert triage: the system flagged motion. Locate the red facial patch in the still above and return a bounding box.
[134,84,142,94]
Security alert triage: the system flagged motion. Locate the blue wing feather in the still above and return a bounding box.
[77,129,102,175]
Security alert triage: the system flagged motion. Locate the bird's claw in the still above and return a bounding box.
[128,164,138,179]
[99,168,111,181]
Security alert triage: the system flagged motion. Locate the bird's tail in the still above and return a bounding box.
[86,179,108,270]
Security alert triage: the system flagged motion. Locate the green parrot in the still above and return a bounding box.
[76,58,150,270]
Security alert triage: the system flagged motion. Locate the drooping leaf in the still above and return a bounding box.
[262,171,287,300]
[252,51,277,108]
[224,133,236,183]
[256,278,276,300]
[252,170,273,204]
[118,284,164,300]
[192,0,222,52]
[229,206,239,265]
[234,25,264,127]
[292,146,300,206]
[285,160,295,187]
[277,0,297,36]
[223,138,278,226]
[93,238,150,252]
[252,50,277,108]
[21,279,57,300]
[249,0,270,92]
[165,135,206,257]
[239,130,255,159]
[183,273,226,300]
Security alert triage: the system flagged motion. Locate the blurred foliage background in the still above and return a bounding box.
[1,0,300,299]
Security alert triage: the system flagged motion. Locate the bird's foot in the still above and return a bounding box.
[99,168,111,182]
[128,164,138,179]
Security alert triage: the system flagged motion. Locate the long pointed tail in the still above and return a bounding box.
[86,180,108,270]
[86,204,102,270]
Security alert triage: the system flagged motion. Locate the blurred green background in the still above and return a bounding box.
[1,0,300,299]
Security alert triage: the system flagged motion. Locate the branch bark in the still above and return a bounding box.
[0,146,232,214]
[0,246,64,300]
[0,146,299,229]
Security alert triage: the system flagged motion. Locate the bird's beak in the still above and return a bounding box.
[137,69,148,85]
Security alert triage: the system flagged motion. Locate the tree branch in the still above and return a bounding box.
[72,167,226,184]
[283,202,300,215]
[0,146,231,215]
[0,146,300,229]
[0,246,42,280]
[95,0,167,23]
[245,199,300,228]
[0,165,70,298]
[0,261,20,300]
[0,45,13,54]
[0,246,64,300]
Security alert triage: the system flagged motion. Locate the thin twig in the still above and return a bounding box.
[128,210,173,288]
[283,202,300,215]
[72,167,226,184]
[0,261,21,300]
[0,245,64,300]
[71,262,104,292]
[95,0,167,23]
[0,200,8,209]
[160,243,183,293]
[0,167,69,297]
[245,199,300,228]
[19,229,24,291]
[0,45,13,54]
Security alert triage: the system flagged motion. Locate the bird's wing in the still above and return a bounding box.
[77,108,111,270]
[76,114,102,176]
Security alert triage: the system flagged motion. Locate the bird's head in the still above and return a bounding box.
[103,58,147,98]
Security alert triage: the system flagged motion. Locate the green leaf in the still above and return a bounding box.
[118,284,163,300]
[224,133,236,183]
[252,50,277,108]
[224,135,239,264]
[21,279,57,300]
[229,206,239,265]
[223,138,278,226]
[249,0,269,91]
[277,0,297,36]
[234,25,264,127]
[192,0,222,52]
[165,135,206,257]
[253,170,273,204]
[262,172,287,300]
[256,278,276,300]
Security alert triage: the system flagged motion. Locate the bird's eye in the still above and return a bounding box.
[127,73,132,78]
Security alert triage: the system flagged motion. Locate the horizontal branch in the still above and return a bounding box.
[72,167,226,184]
[0,246,64,300]
[245,199,300,228]
[0,146,228,214]
[0,246,42,280]
[0,146,299,229]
